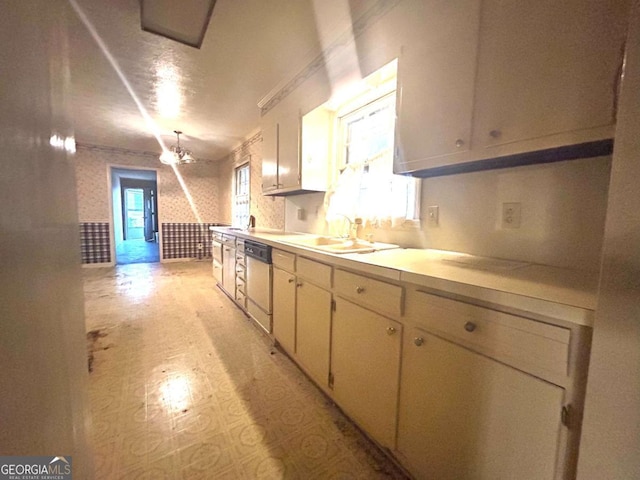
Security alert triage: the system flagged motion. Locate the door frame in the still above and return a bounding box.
[107,164,160,266]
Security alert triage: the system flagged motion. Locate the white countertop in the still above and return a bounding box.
[211,227,598,326]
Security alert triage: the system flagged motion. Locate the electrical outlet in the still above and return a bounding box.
[502,202,521,229]
[427,205,439,227]
[197,243,204,250]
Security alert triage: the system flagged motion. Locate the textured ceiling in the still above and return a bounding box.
[66,0,373,161]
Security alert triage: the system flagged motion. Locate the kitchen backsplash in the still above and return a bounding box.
[285,155,611,271]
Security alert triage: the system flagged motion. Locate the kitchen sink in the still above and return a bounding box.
[281,236,398,254]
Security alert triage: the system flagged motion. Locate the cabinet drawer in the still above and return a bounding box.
[221,234,236,247]
[235,253,246,267]
[235,291,246,309]
[235,263,246,279]
[334,269,403,318]
[272,248,295,271]
[236,277,246,295]
[408,290,571,382]
[297,257,332,289]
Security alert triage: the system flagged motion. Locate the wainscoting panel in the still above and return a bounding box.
[80,222,111,264]
[162,223,219,260]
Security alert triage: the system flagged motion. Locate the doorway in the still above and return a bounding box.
[111,167,159,265]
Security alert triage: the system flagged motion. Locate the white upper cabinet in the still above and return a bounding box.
[261,113,279,193]
[395,0,630,174]
[274,108,301,191]
[260,96,331,196]
[472,0,629,151]
[395,0,481,169]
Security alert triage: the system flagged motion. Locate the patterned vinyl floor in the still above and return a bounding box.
[83,261,408,479]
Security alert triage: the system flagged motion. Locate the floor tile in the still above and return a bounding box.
[84,261,408,479]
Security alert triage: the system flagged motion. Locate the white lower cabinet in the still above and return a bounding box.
[272,266,296,355]
[296,280,331,387]
[268,249,583,480]
[272,253,332,389]
[396,327,565,480]
[331,297,402,448]
[221,244,236,298]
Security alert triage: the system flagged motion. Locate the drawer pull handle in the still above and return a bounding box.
[356,286,365,294]
[288,278,295,283]
[414,337,424,347]
[386,327,397,335]
[464,322,477,333]
[296,282,303,287]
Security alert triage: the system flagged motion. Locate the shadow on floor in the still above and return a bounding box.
[116,239,159,265]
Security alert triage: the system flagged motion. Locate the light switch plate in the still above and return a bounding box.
[427,205,439,227]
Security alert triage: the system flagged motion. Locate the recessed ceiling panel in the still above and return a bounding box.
[141,0,216,48]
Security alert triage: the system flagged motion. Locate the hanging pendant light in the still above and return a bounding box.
[160,130,197,165]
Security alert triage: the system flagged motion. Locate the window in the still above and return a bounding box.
[326,80,420,228]
[233,162,250,228]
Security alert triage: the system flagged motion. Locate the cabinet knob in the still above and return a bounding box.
[414,337,424,346]
[296,282,303,287]
[455,139,464,148]
[386,327,397,335]
[356,286,365,294]
[464,321,477,333]
[489,129,501,139]
[288,278,295,283]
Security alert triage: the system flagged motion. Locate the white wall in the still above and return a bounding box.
[578,1,640,477]
[0,1,92,476]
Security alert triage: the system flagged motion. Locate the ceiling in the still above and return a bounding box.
[66,0,375,161]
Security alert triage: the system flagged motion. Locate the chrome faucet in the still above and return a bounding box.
[334,214,362,240]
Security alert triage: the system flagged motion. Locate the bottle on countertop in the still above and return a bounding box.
[247,215,256,230]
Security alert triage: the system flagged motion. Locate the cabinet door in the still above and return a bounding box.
[261,118,278,193]
[272,267,296,355]
[472,0,628,150]
[295,280,331,387]
[394,0,481,172]
[277,109,301,190]
[331,298,402,448]
[221,246,236,296]
[300,106,332,192]
[397,328,565,480]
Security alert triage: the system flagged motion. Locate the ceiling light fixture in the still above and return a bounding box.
[160,130,196,165]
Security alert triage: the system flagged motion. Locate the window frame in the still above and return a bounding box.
[333,91,421,226]
[232,161,250,228]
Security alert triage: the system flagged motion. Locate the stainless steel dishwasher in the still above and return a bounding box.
[244,240,272,333]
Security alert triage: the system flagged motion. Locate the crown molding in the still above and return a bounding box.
[257,0,401,116]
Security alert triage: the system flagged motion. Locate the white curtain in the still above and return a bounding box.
[325,150,418,231]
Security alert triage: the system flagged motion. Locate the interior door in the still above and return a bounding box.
[143,187,154,241]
